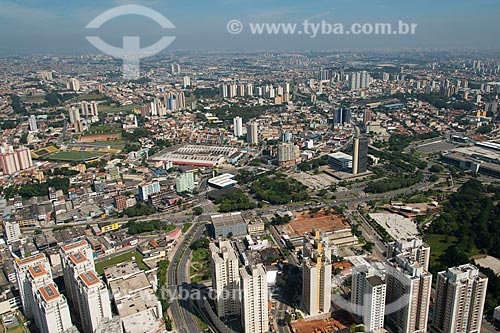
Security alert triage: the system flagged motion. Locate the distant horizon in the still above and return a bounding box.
[1,47,500,57]
[0,0,499,54]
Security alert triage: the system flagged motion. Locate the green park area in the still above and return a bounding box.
[95,250,149,275]
[189,238,211,283]
[424,234,459,268]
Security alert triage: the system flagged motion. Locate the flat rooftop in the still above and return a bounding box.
[104,260,141,282]
[120,306,163,333]
[115,289,159,317]
[38,284,61,303]
[328,152,353,161]
[369,212,418,239]
[61,239,88,253]
[79,270,102,288]
[367,275,385,287]
[28,264,48,279]
[109,271,151,299]
[211,212,245,226]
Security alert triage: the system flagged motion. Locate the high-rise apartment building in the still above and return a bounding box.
[240,264,269,333]
[16,146,33,171]
[0,144,33,175]
[176,172,195,193]
[209,241,240,318]
[33,283,74,333]
[138,181,161,201]
[75,270,112,333]
[61,240,111,333]
[60,240,95,308]
[69,108,80,124]
[233,117,243,137]
[302,229,332,317]
[3,220,21,244]
[246,121,259,145]
[15,254,77,333]
[67,78,80,91]
[387,237,430,271]
[385,253,432,333]
[15,254,52,319]
[349,71,372,90]
[277,142,299,167]
[352,266,386,332]
[29,115,38,132]
[433,264,488,333]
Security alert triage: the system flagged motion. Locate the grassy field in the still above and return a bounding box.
[47,150,104,161]
[89,140,126,150]
[95,250,149,275]
[425,234,458,267]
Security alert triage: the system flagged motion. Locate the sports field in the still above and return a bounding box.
[46,150,104,161]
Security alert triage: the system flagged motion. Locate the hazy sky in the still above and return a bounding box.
[0,0,499,54]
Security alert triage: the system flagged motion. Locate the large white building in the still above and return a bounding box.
[210,241,240,318]
[29,115,38,132]
[138,181,161,201]
[277,142,299,166]
[75,270,112,333]
[3,220,21,244]
[15,253,51,319]
[176,172,195,193]
[33,283,74,333]
[240,264,269,333]
[15,254,77,333]
[352,266,386,332]
[385,253,432,333]
[60,241,95,308]
[233,117,243,137]
[433,264,488,333]
[302,229,332,317]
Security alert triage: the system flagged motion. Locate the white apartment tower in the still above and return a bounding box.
[385,254,432,333]
[15,254,51,319]
[60,240,94,307]
[433,264,488,333]
[69,108,80,124]
[246,121,259,145]
[33,283,74,333]
[233,117,243,137]
[3,220,21,244]
[29,115,38,132]
[387,237,430,271]
[352,266,387,332]
[209,241,240,318]
[240,264,269,333]
[302,229,332,317]
[75,270,112,333]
